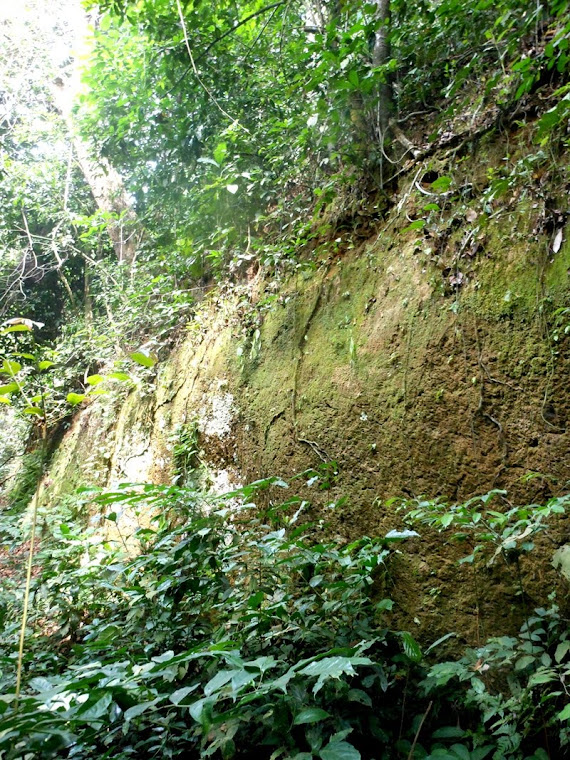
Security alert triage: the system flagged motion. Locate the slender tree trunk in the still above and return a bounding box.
[50,6,142,265]
[372,0,393,138]
[52,80,141,265]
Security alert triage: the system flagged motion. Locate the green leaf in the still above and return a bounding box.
[299,656,373,694]
[431,175,452,191]
[78,692,113,720]
[169,685,199,705]
[108,372,131,381]
[514,655,535,670]
[528,669,556,687]
[23,406,43,415]
[401,632,422,662]
[555,641,570,663]
[1,360,22,375]
[130,351,157,368]
[319,741,361,760]
[38,361,55,371]
[124,700,159,721]
[557,703,570,721]
[0,382,19,395]
[213,142,228,164]
[204,669,235,696]
[431,726,466,739]
[86,374,105,386]
[347,689,372,707]
[293,707,331,725]
[449,744,472,760]
[347,69,359,88]
[67,393,86,405]
[385,529,419,540]
[1,324,32,333]
[403,219,425,233]
[0,396,11,404]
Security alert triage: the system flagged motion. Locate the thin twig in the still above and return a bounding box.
[407,701,433,760]
[15,416,47,703]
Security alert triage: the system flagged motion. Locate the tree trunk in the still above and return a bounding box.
[372,0,393,138]
[52,80,141,265]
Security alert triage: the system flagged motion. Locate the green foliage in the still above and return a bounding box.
[4,450,43,516]
[0,479,426,758]
[423,601,570,758]
[400,490,569,567]
[171,421,200,485]
[0,480,568,758]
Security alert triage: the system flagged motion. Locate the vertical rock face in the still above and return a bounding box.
[33,125,570,641]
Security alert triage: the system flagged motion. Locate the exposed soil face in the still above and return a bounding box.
[36,120,570,647]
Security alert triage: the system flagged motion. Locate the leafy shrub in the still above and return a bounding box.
[0,482,568,758]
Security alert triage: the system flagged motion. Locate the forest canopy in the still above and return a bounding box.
[1,0,569,349]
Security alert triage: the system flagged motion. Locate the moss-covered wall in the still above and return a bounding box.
[38,128,570,644]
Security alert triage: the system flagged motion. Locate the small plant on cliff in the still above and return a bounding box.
[400,490,569,568]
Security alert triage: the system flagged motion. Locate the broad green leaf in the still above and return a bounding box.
[514,655,535,670]
[108,372,131,381]
[558,703,570,721]
[23,406,43,415]
[38,360,55,370]
[431,175,452,191]
[189,697,208,722]
[293,707,330,725]
[169,685,199,705]
[449,744,472,760]
[555,641,570,663]
[403,219,425,233]
[385,529,419,540]
[401,632,422,662]
[0,383,19,395]
[431,727,466,739]
[471,748,494,760]
[299,656,373,695]
[213,142,228,164]
[67,393,86,405]
[0,396,10,404]
[124,700,158,721]
[204,669,235,696]
[130,351,157,368]
[347,689,372,706]
[78,692,113,720]
[528,669,556,686]
[319,740,361,760]
[86,374,105,386]
[1,324,32,333]
[1,360,22,375]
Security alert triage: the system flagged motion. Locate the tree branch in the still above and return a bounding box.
[196,1,289,63]
[168,1,289,95]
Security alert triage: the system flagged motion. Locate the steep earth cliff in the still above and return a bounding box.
[36,117,570,645]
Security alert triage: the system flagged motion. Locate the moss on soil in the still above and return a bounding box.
[37,121,570,646]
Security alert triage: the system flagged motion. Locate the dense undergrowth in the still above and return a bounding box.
[0,475,569,759]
